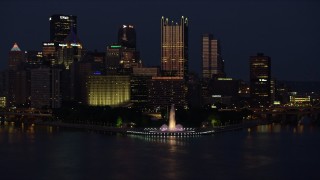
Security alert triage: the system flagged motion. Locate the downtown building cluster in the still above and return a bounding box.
[0,15,316,111]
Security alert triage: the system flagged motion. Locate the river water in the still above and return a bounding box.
[0,122,319,179]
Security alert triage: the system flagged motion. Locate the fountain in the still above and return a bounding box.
[160,104,183,132]
[127,104,212,137]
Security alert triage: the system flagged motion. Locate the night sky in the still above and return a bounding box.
[1,0,319,81]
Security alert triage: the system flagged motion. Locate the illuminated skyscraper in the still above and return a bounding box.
[161,16,188,77]
[7,43,28,107]
[250,53,271,107]
[118,25,136,48]
[57,30,83,69]
[8,43,25,70]
[202,34,225,79]
[50,14,77,44]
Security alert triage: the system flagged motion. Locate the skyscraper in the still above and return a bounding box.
[57,29,83,69]
[50,14,77,44]
[118,25,136,48]
[161,16,188,77]
[7,43,28,107]
[250,53,271,107]
[8,43,25,70]
[105,44,122,74]
[202,34,225,79]
[30,68,61,108]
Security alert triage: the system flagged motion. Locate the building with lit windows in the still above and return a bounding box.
[57,30,83,69]
[250,53,271,107]
[161,16,188,77]
[105,44,141,75]
[50,14,77,44]
[42,42,56,65]
[148,76,187,111]
[289,96,311,107]
[25,50,43,66]
[0,97,6,108]
[131,67,159,110]
[202,34,225,79]
[86,75,130,106]
[106,45,122,74]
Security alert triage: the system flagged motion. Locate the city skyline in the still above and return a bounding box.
[0,0,319,81]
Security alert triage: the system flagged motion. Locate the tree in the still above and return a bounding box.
[116,117,123,128]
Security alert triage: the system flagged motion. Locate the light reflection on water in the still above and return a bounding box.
[0,121,56,144]
[0,122,320,179]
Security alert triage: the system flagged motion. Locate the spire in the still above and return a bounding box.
[11,43,21,51]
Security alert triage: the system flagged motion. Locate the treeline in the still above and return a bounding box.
[175,108,252,127]
[52,102,252,128]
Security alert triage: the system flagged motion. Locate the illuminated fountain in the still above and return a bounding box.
[160,104,183,132]
[127,104,215,136]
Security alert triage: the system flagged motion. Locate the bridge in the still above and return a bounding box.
[250,106,320,122]
[0,108,52,121]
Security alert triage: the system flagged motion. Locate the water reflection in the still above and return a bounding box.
[253,124,314,134]
[0,121,57,144]
[128,134,192,147]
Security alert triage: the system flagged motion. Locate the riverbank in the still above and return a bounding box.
[30,120,270,136]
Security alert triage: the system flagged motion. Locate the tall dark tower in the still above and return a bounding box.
[250,53,271,107]
[118,25,136,48]
[161,16,188,78]
[50,14,77,44]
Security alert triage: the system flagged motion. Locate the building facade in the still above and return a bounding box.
[8,43,25,71]
[86,75,131,106]
[202,34,225,79]
[30,68,61,108]
[250,53,271,107]
[130,67,159,110]
[148,76,188,111]
[50,14,77,44]
[161,16,188,77]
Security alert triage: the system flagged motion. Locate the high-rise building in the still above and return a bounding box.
[25,50,43,66]
[30,68,61,108]
[148,76,188,111]
[118,25,136,48]
[6,70,28,107]
[8,43,25,71]
[50,14,77,44]
[7,43,28,107]
[161,16,188,77]
[57,30,83,69]
[105,44,122,74]
[250,53,271,107]
[130,67,159,110]
[105,44,141,75]
[202,34,225,79]
[42,42,56,65]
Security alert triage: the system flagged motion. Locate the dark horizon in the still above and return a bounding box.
[1,0,319,81]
